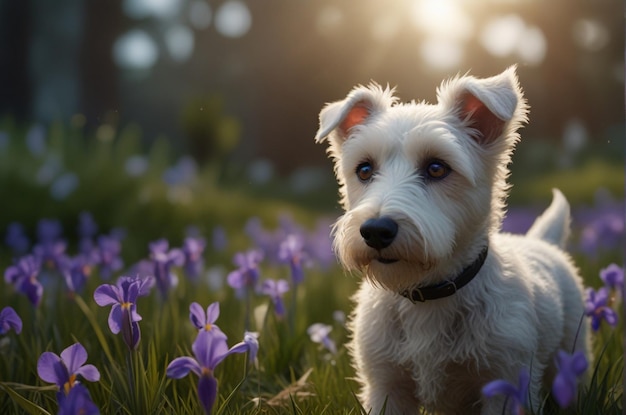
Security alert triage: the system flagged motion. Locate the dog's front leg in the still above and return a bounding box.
[356,362,421,415]
[350,289,422,414]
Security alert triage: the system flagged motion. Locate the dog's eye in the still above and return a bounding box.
[356,162,374,182]
[426,160,451,180]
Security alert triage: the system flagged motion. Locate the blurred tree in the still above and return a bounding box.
[180,95,241,165]
[0,0,621,175]
[0,0,32,121]
[79,0,124,129]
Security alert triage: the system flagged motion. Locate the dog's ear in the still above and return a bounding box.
[438,66,528,145]
[315,83,395,144]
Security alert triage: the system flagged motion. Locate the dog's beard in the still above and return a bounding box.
[361,259,439,292]
[332,213,446,292]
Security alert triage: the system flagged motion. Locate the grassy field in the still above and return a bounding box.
[0,122,623,414]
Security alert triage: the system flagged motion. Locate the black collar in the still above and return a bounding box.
[400,246,489,303]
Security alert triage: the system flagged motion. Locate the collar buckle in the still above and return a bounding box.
[403,288,425,303]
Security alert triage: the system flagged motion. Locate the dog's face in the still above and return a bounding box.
[316,67,527,291]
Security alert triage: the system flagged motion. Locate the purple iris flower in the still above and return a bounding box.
[33,239,68,272]
[278,234,308,285]
[94,235,124,279]
[584,287,618,331]
[61,254,92,294]
[243,331,259,364]
[37,342,100,404]
[600,263,624,294]
[307,323,337,354]
[259,279,290,318]
[552,350,588,408]
[77,212,99,255]
[166,330,249,414]
[78,212,98,240]
[244,217,280,261]
[37,218,63,243]
[307,218,336,269]
[126,259,154,280]
[33,219,68,270]
[149,239,184,298]
[578,211,624,257]
[189,302,225,337]
[0,306,22,335]
[482,368,530,415]
[227,249,263,294]
[58,383,100,415]
[501,207,541,235]
[182,236,206,280]
[212,226,228,253]
[4,254,43,306]
[93,275,154,350]
[4,222,30,255]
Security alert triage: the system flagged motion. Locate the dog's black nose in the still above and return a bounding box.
[360,217,398,250]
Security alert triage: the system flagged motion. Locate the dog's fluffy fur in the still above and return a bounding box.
[315,67,591,414]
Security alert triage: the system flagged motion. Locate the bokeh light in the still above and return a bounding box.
[316,6,344,36]
[188,0,212,30]
[123,0,181,20]
[214,0,252,38]
[411,0,473,41]
[480,14,546,65]
[165,24,195,62]
[573,19,610,52]
[420,38,464,70]
[0,0,621,184]
[113,29,159,70]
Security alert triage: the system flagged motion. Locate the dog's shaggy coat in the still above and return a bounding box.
[315,67,590,414]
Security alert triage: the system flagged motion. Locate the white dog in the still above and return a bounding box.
[314,67,590,414]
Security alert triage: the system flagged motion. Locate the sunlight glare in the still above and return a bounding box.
[516,25,546,65]
[480,14,525,57]
[411,0,473,40]
[371,14,401,43]
[420,38,464,70]
[316,5,344,35]
[480,15,546,65]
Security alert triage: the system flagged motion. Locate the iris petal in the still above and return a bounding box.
[0,307,22,334]
[37,352,65,385]
[552,373,574,408]
[61,343,88,374]
[93,285,120,306]
[197,374,218,415]
[166,356,201,378]
[75,364,101,382]
[108,304,122,334]
[482,379,519,398]
[189,302,206,329]
[206,302,220,324]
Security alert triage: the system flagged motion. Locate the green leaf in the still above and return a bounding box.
[0,382,52,415]
[74,294,115,363]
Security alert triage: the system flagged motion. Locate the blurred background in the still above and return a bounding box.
[0,0,623,258]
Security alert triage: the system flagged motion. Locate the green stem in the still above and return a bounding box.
[126,350,138,412]
[244,288,252,331]
[74,295,115,363]
[289,282,298,335]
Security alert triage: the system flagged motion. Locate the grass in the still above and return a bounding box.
[0,121,623,414]
[0,237,622,414]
